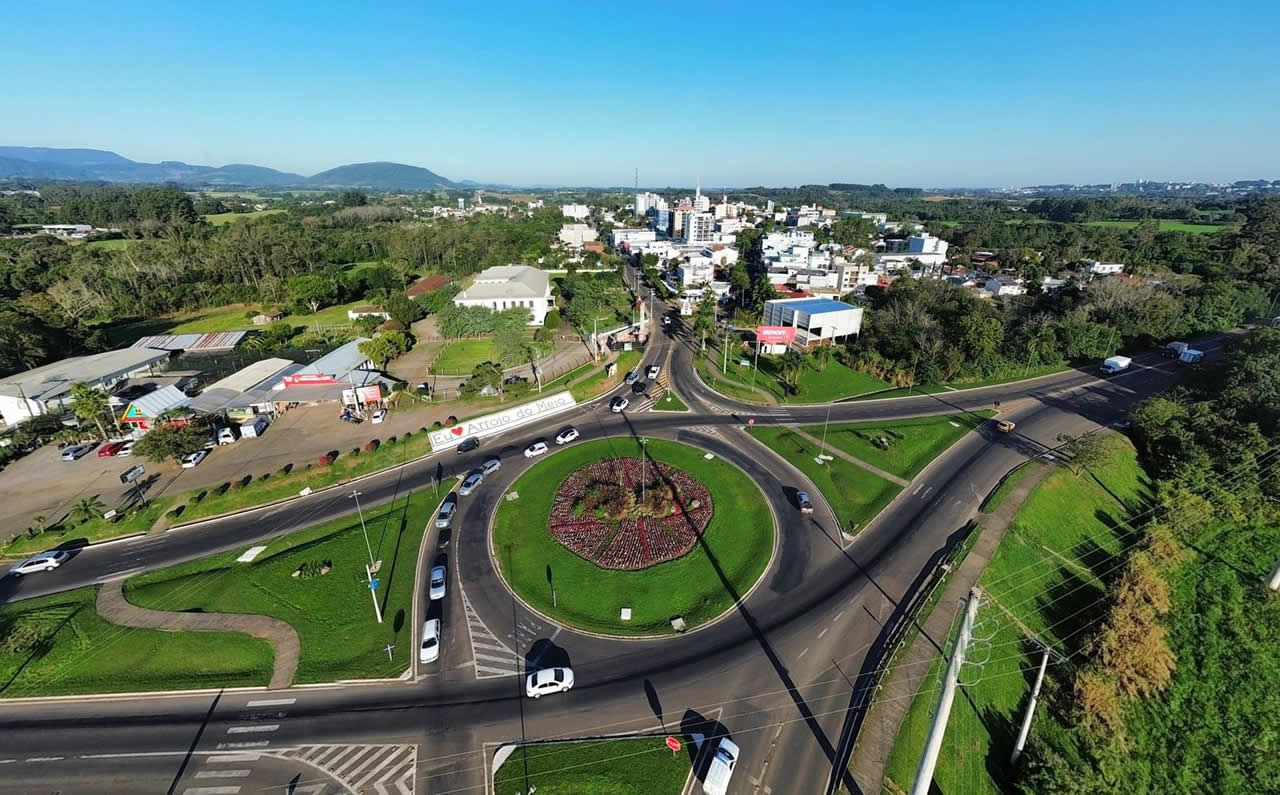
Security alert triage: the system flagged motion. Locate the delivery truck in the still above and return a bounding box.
[1100,355,1132,375]
[239,415,270,438]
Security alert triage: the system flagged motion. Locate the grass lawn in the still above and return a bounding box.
[203,209,286,225]
[652,391,689,412]
[707,354,888,404]
[848,363,1072,402]
[492,438,775,635]
[494,738,691,795]
[570,350,642,401]
[432,338,504,375]
[882,437,1149,794]
[1083,218,1225,234]
[979,460,1046,513]
[700,359,769,403]
[747,427,901,534]
[176,428,436,523]
[0,587,273,698]
[805,412,994,479]
[126,489,436,683]
[84,238,131,250]
[2,498,173,558]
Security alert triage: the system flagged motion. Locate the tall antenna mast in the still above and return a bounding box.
[634,167,638,192]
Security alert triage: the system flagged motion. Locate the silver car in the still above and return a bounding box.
[429,565,447,600]
[8,550,70,576]
[435,497,457,529]
[458,471,484,496]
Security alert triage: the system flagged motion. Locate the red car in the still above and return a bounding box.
[97,441,126,457]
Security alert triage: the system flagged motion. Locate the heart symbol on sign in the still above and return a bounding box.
[450,426,464,436]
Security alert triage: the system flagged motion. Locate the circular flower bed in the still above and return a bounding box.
[549,458,713,570]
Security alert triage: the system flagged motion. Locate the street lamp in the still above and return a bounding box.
[349,490,383,624]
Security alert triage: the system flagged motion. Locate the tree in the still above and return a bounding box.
[460,361,504,397]
[543,309,562,332]
[777,350,808,393]
[692,291,718,352]
[494,324,527,365]
[1056,431,1110,476]
[383,290,421,327]
[338,190,368,208]
[131,424,211,465]
[69,495,105,524]
[358,331,412,368]
[287,273,339,314]
[810,344,836,372]
[69,382,112,441]
[830,216,877,248]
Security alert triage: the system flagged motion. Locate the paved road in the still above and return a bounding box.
[0,278,1230,795]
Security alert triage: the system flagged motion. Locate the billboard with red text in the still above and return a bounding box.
[755,325,797,344]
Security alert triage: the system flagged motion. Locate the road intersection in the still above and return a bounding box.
[0,289,1223,795]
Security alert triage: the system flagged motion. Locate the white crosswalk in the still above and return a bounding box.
[459,587,520,679]
[275,744,416,795]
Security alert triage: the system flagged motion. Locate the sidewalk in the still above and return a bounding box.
[96,579,300,690]
[848,462,1056,794]
[788,427,911,487]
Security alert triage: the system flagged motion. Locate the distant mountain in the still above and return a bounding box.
[0,147,456,190]
[306,161,455,190]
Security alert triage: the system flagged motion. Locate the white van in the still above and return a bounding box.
[217,426,239,445]
[702,737,739,795]
[239,415,270,438]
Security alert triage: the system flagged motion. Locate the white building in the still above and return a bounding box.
[40,224,93,239]
[762,297,864,346]
[1087,260,1125,275]
[693,185,711,213]
[981,277,1027,298]
[634,192,667,215]
[558,223,598,248]
[876,233,950,268]
[612,227,657,248]
[561,204,590,220]
[684,213,716,245]
[452,265,552,325]
[0,347,171,426]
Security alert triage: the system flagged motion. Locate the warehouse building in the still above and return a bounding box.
[0,347,171,426]
[761,297,864,347]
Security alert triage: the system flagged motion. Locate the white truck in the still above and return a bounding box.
[1164,341,1189,358]
[239,415,270,438]
[1179,348,1204,365]
[216,426,239,445]
[701,737,739,795]
[1100,355,1132,375]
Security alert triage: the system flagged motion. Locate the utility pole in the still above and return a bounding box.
[1010,647,1050,765]
[722,327,730,374]
[752,337,761,390]
[819,402,832,459]
[349,490,383,624]
[909,588,981,795]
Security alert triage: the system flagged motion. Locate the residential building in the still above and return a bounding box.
[693,184,711,213]
[875,233,950,268]
[684,213,716,245]
[762,297,864,346]
[0,347,171,426]
[251,310,284,325]
[634,192,667,215]
[1087,260,1125,275]
[452,265,552,324]
[558,223,598,248]
[612,227,656,248]
[981,277,1027,298]
[347,306,390,321]
[40,224,93,239]
[118,385,190,432]
[561,204,590,220]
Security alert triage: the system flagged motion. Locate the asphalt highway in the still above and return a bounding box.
[0,292,1231,795]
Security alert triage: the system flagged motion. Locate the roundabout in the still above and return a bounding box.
[490,438,776,636]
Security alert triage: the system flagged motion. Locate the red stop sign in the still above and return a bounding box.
[665,736,681,752]
[748,417,755,426]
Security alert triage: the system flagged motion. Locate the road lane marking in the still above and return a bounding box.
[215,742,270,750]
[226,724,278,734]
[95,566,143,582]
[0,759,14,764]
[195,770,252,778]
[206,754,261,763]
[834,610,845,622]
[181,787,241,795]
[818,627,828,639]
[244,697,295,707]
[799,648,808,658]
[25,756,63,762]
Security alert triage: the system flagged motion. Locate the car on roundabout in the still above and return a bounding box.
[524,441,549,458]
[97,441,126,457]
[995,419,1016,433]
[419,618,441,663]
[371,408,388,424]
[116,439,135,457]
[610,396,629,413]
[646,364,661,379]
[435,495,457,528]
[624,370,639,385]
[457,436,480,453]
[525,666,574,698]
[482,457,502,475]
[554,427,579,445]
[429,565,447,600]
[796,491,814,514]
[8,550,70,576]
[458,471,484,495]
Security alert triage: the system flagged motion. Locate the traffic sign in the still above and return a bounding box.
[665,736,681,753]
[120,464,145,484]
[747,417,755,426]
[369,578,380,591]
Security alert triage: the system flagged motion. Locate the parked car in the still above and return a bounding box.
[458,471,484,495]
[217,426,239,445]
[457,436,480,453]
[180,449,208,469]
[525,666,574,698]
[503,375,528,386]
[796,490,814,514]
[435,496,458,528]
[610,396,629,413]
[116,440,135,458]
[8,550,70,576]
[97,441,125,457]
[419,618,441,664]
[646,364,661,379]
[524,441,549,458]
[482,457,502,475]
[202,435,217,450]
[702,738,740,795]
[371,408,388,424]
[624,370,640,385]
[60,444,93,461]
[995,419,1016,433]
[554,427,579,445]
[429,565,447,600]
[1100,355,1132,375]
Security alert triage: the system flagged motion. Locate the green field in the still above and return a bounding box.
[3,498,172,558]
[1083,218,1226,234]
[431,338,506,374]
[747,426,901,534]
[849,363,1071,401]
[126,489,435,683]
[980,460,1045,513]
[570,350,642,400]
[492,438,775,635]
[709,354,889,404]
[106,299,366,342]
[494,738,692,795]
[84,238,132,250]
[804,412,994,479]
[203,209,286,225]
[883,437,1149,794]
[652,391,689,412]
[0,587,272,697]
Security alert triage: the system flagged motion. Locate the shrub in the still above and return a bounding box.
[317,452,336,467]
[230,479,245,491]
[192,490,208,504]
[350,447,361,457]
[278,464,293,475]
[166,505,186,519]
[364,439,380,453]
[379,318,406,331]
[386,435,397,445]
[216,482,232,496]
[259,472,271,482]
[446,415,458,426]
[430,421,443,431]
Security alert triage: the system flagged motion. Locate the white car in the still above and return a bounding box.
[180,449,208,468]
[482,457,502,475]
[458,471,484,495]
[419,618,441,664]
[60,444,92,461]
[646,364,661,379]
[525,666,574,698]
[429,565,447,600]
[702,737,740,795]
[435,497,457,529]
[524,441,549,458]
[371,408,388,424]
[116,440,135,458]
[554,427,579,445]
[610,396,629,413]
[9,551,70,576]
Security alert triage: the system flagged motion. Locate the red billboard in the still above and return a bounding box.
[357,384,382,404]
[756,325,797,344]
[282,373,340,387]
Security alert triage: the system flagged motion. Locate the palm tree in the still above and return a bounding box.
[70,496,105,524]
[69,382,112,441]
[810,344,836,372]
[777,350,808,393]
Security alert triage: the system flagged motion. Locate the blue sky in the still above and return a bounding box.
[4,0,1277,187]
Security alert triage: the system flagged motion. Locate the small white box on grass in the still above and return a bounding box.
[237,545,267,563]
[620,607,632,621]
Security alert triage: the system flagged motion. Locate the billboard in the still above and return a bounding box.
[358,385,382,404]
[428,391,578,451]
[282,373,340,387]
[756,325,797,344]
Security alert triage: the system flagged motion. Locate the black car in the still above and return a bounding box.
[457,436,480,453]
[503,375,529,386]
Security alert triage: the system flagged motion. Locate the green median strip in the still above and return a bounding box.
[804,412,995,480]
[495,738,693,795]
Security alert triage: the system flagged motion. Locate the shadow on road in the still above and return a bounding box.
[680,709,731,786]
